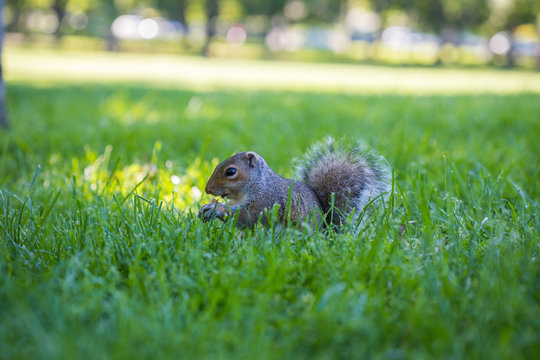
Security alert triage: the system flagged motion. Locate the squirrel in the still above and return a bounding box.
[198,137,391,229]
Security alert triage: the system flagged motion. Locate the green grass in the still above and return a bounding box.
[1,50,539,359]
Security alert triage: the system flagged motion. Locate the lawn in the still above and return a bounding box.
[1,48,539,359]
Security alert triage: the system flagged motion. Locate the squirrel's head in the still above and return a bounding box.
[205,151,262,205]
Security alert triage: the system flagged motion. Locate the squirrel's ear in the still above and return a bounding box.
[245,152,257,168]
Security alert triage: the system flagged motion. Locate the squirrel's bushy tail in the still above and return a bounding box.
[295,137,391,226]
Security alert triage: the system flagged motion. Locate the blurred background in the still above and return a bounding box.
[4,0,540,68]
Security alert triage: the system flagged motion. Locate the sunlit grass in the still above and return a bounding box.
[5,46,540,93]
[0,59,539,358]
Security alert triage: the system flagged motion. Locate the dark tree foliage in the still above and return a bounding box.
[6,0,27,32]
[371,0,490,32]
[505,0,540,29]
[240,0,288,17]
[156,0,188,26]
[305,0,348,24]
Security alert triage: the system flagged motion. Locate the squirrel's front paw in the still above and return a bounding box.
[199,202,227,222]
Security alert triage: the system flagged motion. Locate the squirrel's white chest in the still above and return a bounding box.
[226,192,249,206]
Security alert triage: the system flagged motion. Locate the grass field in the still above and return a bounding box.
[1,48,539,359]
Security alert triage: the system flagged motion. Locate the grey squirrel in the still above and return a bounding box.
[198,137,391,228]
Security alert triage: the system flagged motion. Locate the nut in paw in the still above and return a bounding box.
[198,202,227,222]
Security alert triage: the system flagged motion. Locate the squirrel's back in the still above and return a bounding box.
[295,137,391,226]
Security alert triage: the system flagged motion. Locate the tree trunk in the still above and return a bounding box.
[0,0,9,129]
[202,0,218,56]
[52,0,68,41]
[177,0,187,27]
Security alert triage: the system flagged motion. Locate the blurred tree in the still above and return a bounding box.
[93,0,120,51]
[6,0,28,32]
[490,0,540,67]
[410,0,446,31]
[238,0,286,40]
[52,0,68,39]
[305,0,348,23]
[370,0,414,16]
[504,0,540,29]
[440,0,489,31]
[202,0,219,55]
[371,0,489,33]
[0,0,8,129]
[156,0,188,25]
[240,0,287,17]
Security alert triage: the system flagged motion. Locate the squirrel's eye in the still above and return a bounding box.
[225,167,237,177]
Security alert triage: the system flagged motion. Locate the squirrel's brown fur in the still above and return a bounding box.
[198,137,390,229]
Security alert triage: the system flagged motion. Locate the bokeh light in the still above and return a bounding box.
[266,27,304,52]
[489,31,512,55]
[26,11,59,34]
[67,12,88,31]
[226,24,247,46]
[111,15,140,39]
[284,1,307,21]
[139,19,159,39]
